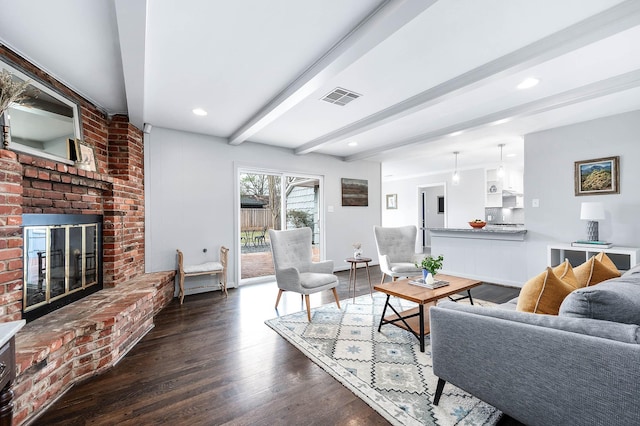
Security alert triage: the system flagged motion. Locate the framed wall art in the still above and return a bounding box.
[574,156,619,196]
[341,178,368,206]
[386,194,397,209]
[76,140,97,172]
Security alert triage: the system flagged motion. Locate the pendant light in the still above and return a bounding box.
[497,144,505,178]
[452,151,460,185]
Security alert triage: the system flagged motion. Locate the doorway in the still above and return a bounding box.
[238,169,323,283]
[418,184,445,254]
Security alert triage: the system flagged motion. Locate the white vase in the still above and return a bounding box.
[425,272,435,285]
[353,249,362,259]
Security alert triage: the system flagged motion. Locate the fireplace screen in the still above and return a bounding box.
[23,214,102,318]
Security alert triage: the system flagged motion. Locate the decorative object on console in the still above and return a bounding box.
[469,219,486,229]
[574,156,620,196]
[352,242,362,259]
[385,193,397,209]
[580,201,605,241]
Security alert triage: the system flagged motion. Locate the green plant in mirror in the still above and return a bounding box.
[415,254,444,275]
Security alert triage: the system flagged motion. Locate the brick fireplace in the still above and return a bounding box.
[0,47,175,424]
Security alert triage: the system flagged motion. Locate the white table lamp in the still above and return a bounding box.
[580,202,605,241]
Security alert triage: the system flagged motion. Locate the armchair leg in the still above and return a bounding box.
[304,295,311,322]
[380,274,387,285]
[275,289,284,309]
[434,378,446,405]
[331,287,341,309]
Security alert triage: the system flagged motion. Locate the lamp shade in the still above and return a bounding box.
[580,202,605,221]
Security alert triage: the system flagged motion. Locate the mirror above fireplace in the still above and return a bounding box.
[1,55,82,163]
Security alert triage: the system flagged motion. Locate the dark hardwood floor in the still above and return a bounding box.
[34,267,522,426]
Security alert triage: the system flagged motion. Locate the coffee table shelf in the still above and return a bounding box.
[374,274,481,352]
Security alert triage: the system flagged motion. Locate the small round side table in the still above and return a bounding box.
[344,257,373,302]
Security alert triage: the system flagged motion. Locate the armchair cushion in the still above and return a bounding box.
[389,262,422,274]
[300,272,339,289]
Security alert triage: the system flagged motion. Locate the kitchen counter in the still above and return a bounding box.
[429,227,527,241]
[429,227,528,286]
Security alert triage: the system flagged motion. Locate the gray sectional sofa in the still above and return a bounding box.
[429,265,640,426]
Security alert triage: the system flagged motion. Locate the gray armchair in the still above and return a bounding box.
[268,227,340,321]
[373,225,422,284]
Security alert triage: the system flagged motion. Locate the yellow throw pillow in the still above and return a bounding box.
[595,252,621,277]
[516,267,576,315]
[552,260,578,288]
[574,254,620,287]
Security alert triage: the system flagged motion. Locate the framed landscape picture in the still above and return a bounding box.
[574,156,619,196]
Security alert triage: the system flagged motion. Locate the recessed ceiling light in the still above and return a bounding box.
[449,131,463,137]
[517,78,539,90]
[506,153,517,158]
[192,108,208,116]
[348,141,358,147]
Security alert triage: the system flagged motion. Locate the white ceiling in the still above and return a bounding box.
[1,0,639,179]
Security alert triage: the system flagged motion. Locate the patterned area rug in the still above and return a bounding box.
[265,293,502,426]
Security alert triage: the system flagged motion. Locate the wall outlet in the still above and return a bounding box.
[532,199,540,208]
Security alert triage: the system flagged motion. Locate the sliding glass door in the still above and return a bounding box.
[238,169,322,282]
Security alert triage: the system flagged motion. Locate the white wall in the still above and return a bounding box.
[524,110,640,276]
[144,127,381,289]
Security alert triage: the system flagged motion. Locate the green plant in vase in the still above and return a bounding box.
[415,255,443,283]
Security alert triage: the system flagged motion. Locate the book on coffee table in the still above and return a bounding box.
[408,279,449,289]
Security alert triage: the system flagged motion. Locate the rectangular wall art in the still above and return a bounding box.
[574,156,620,196]
[341,178,368,206]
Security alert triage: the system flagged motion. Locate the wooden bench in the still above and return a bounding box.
[176,246,229,303]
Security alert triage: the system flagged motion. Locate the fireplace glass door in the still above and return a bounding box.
[24,223,99,313]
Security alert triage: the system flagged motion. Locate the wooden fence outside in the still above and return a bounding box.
[241,208,274,230]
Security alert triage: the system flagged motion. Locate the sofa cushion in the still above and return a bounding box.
[623,263,640,277]
[559,276,640,325]
[516,266,576,315]
[573,253,620,287]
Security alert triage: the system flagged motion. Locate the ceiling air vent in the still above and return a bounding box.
[321,87,361,106]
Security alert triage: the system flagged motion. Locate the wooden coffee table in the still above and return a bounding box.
[374,274,482,352]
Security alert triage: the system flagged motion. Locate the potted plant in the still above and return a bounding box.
[415,254,444,284]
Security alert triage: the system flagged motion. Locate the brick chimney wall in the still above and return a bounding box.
[0,46,146,321]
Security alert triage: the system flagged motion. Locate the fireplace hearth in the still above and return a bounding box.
[22,214,103,322]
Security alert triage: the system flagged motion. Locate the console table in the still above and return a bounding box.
[0,320,25,426]
[547,244,640,271]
